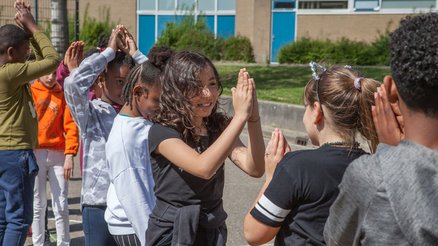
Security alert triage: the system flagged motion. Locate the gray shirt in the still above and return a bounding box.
[324,141,438,245]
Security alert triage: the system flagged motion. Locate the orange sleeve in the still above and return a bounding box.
[63,99,79,155]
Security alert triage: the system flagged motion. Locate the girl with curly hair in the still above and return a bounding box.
[146,51,265,245]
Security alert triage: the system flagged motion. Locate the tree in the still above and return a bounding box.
[51,0,69,55]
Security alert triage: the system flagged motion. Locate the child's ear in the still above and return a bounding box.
[97,74,105,88]
[312,101,323,124]
[133,85,148,98]
[7,47,15,60]
[383,75,399,103]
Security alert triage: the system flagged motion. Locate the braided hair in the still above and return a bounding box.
[122,46,174,109]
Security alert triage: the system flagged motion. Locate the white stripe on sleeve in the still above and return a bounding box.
[254,194,291,222]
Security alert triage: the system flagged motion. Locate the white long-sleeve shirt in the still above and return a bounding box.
[105,114,156,246]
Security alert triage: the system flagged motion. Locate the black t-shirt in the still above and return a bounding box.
[148,124,224,213]
[250,145,366,245]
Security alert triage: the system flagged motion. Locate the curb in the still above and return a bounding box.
[219,96,311,146]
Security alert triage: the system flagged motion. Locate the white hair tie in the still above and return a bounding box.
[354,77,363,91]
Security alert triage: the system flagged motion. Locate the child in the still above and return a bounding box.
[30,71,79,246]
[0,1,60,245]
[243,63,380,245]
[63,26,147,246]
[105,46,173,246]
[324,13,438,245]
[145,51,266,245]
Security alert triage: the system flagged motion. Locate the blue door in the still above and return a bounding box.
[138,15,155,56]
[271,11,296,63]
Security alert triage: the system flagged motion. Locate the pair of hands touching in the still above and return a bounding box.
[14,0,38,34]
[231,68,290,178]
[64,25,138,72]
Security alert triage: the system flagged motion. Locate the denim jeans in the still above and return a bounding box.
[82,206,117,246]
[0,150,38,246]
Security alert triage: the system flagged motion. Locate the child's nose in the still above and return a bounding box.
[202,87,211,97]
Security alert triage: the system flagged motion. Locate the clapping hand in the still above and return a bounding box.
[231,68,254,122]
[108,25,125,52]
[14,0,38,34]
[264,128,291,178]
[64,41,84,72]
[372,86,405,146]
[238,68,260,123]
[118,25,138,57]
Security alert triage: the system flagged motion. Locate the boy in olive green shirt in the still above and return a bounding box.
[0,1,60,245]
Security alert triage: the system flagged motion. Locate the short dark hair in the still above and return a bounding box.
[389,13,438,117]
[0,24,30,55]
[108,51,135,71]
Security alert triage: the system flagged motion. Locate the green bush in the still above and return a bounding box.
[222,36,255,63]
[278,34,390,66]
[157,15,255,62]
[79,4,113,51]
[157,15,223,60]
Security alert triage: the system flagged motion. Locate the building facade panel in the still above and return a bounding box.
[296,14,407,43]
[80,0,137,41]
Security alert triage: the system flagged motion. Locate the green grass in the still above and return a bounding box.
[216,65,391,105]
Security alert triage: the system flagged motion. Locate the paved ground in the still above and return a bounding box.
[25,125,311,246]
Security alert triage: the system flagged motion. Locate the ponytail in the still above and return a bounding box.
[357,78,379,152]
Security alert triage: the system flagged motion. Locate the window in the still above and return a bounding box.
[218,0,236,10]
[381,0,435,9]
[273,0,295,9]
[139,0,156,10]
[217,15,235,38]
[299,0,348,9]
[354,0,379,10]
[178,0,195,10]
[198,0,215,11]
[158,0,175,10]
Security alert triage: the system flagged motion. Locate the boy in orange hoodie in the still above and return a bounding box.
[30,71,79,246]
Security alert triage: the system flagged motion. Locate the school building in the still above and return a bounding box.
[134,0,437,63]
[2,0,435,63]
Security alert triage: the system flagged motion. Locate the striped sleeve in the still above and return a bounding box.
[250,161,298,227]
[251,194,292,227]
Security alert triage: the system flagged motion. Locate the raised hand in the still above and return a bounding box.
[264,129,290,178]
[64,41,84,72]
[231,69,254,121]
[371,86,405,145]
[118,25,138,56]
[239,69,260,123]
[107,25,124,52]
[14,0,38,34]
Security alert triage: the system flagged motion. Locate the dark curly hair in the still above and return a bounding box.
[153,51,230,144]
[389,13,438,117]
[122,46,174,108]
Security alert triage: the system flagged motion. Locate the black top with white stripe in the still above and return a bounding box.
[250,145,365,245]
